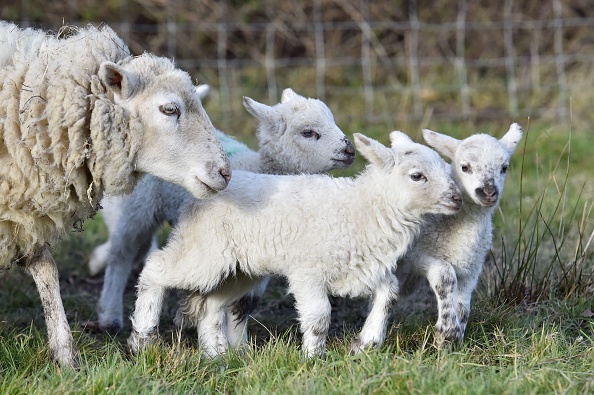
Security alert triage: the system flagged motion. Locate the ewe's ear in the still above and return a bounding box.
[243,96,286,135]
[281,88,300,103]
[389,131,413,147]
[99,61,137,99]
[354,133,395,170]
[422,129,459,160]
[195,84,210,100]
[499,122,523,154]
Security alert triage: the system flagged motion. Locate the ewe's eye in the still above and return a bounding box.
[159,103,180,117]
[501,164,509,174]
[461,164,472,174]
[410,172,426,182]
[301,129,320,140]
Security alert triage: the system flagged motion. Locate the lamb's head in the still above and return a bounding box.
[422,123,523,208]
[243,88,355,174]
[98,55,231,199]
[354,132,462,216]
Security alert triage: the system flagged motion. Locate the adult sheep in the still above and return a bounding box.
[93,88,356,335]
[128,132,463,358]
[0,22,231,368]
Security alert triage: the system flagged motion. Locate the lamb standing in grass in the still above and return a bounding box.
[95,88,356,333]
[396,123,522,346]
[127,131,463,357]
[0,22,231,367]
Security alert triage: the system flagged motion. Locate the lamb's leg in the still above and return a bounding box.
[127,274,166,354]
[178,274,258,355]
[25,248,80,368]
[350,272,399,354]
[289,279,331,358]
[455,269,481,338]
[97,205,160,332]
[225,276,271,348]
[425,259,463,347]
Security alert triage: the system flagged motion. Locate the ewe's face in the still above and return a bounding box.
[453,135,512,207]
[101,57,231,199]
[281,98,355,173]
[393,145,463,216]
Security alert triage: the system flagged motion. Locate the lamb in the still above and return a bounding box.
[127,131,463,358]
[0,22,231,367]
[395,123,523,347]
[95,88,356,333]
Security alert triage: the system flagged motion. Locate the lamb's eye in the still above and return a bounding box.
[461,164,471,173]
[410,172,426,182]
[501,164,509,174]
[302,129,320,140]
[159,103,180,117]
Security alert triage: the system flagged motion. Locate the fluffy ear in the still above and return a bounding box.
[243,96,285,134]
[353,133,395,170]
[99,61,137,99]
[422,129,460,160]
[499,123,523,154]
[195,84,210,100]
[280,88,299,103]
[389,131,414,147]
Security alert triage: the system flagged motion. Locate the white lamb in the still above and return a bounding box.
[95,88,356,332]
[0,22,230,367]
[396,123,523,346]
[127,131,463,358]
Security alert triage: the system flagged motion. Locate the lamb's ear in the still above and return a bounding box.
[280,88,299,103]
[354,133,395,170]
[499,123,523,154]
[195,84,210,100]
[422,129,459,160]
[99,61,138,99]
[389,131,414,147]
[243,96,286,135]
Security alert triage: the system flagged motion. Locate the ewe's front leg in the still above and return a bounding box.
[290,280,331,358]
[350,273,399,354]
[425,259,463,347]
[25,248,80,368]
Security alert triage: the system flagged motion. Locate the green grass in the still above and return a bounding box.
[1,119,593,394]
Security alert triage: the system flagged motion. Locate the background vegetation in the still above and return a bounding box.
[1,1,593,393]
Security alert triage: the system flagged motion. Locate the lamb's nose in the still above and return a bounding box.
[344,141,356,156]
[220,169,231,185]
[451,194,463,209]
[479,184,497,198]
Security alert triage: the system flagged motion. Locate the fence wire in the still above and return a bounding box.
[7,0,594,130]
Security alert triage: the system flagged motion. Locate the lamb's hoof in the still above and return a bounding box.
[434,326,463,349]
[127,330,157,355]
[98,319,124,334]
[349,338,380,355]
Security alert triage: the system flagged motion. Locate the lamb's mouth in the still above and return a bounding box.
[332,155,356,166]
[194,176,219,195]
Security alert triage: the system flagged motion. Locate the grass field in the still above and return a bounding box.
[1,117,593,394]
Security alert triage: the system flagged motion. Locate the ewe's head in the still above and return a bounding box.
[243,88,355,174]
[422,123,523,208]
[353,132,462,216]
[98,55,231,200]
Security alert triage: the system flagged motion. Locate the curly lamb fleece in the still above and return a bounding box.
[0,23,138,266]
